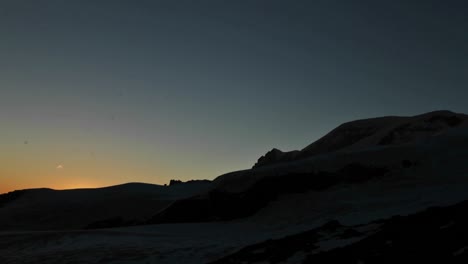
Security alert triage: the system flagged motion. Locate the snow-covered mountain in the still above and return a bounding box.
[254,110,468,168]
[2,110,468,263]
[147,111,468,225]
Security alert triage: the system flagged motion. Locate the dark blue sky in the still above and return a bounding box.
[1,0,468,191]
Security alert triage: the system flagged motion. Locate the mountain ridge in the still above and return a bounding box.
[254,110,468,168]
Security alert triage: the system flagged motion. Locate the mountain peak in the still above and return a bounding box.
[253,110,467,168]
[254,148,300,168]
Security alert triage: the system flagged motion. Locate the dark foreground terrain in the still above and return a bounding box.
[213,200,468,263]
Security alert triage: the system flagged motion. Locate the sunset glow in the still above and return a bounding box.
[1,1,468,194]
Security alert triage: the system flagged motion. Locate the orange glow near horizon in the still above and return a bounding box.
[0,163,164,194]
[1,171,152,194]
[0,145,223,194]
[0,115,241,195]
[0,146,164,194]
[0,183,99,194]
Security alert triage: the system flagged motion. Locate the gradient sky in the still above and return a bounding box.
[1,0,468,193]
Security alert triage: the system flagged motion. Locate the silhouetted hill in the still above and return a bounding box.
[0,190,27,209]
[0,181,211,231]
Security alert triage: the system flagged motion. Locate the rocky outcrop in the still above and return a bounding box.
[253,148,300,168]
[169,179,212,186]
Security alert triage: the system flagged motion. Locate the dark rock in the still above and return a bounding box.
[169,179,183,186]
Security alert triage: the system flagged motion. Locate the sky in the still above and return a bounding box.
[1,0,468,193]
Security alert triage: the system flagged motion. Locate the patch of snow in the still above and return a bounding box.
[453,246,468,256]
